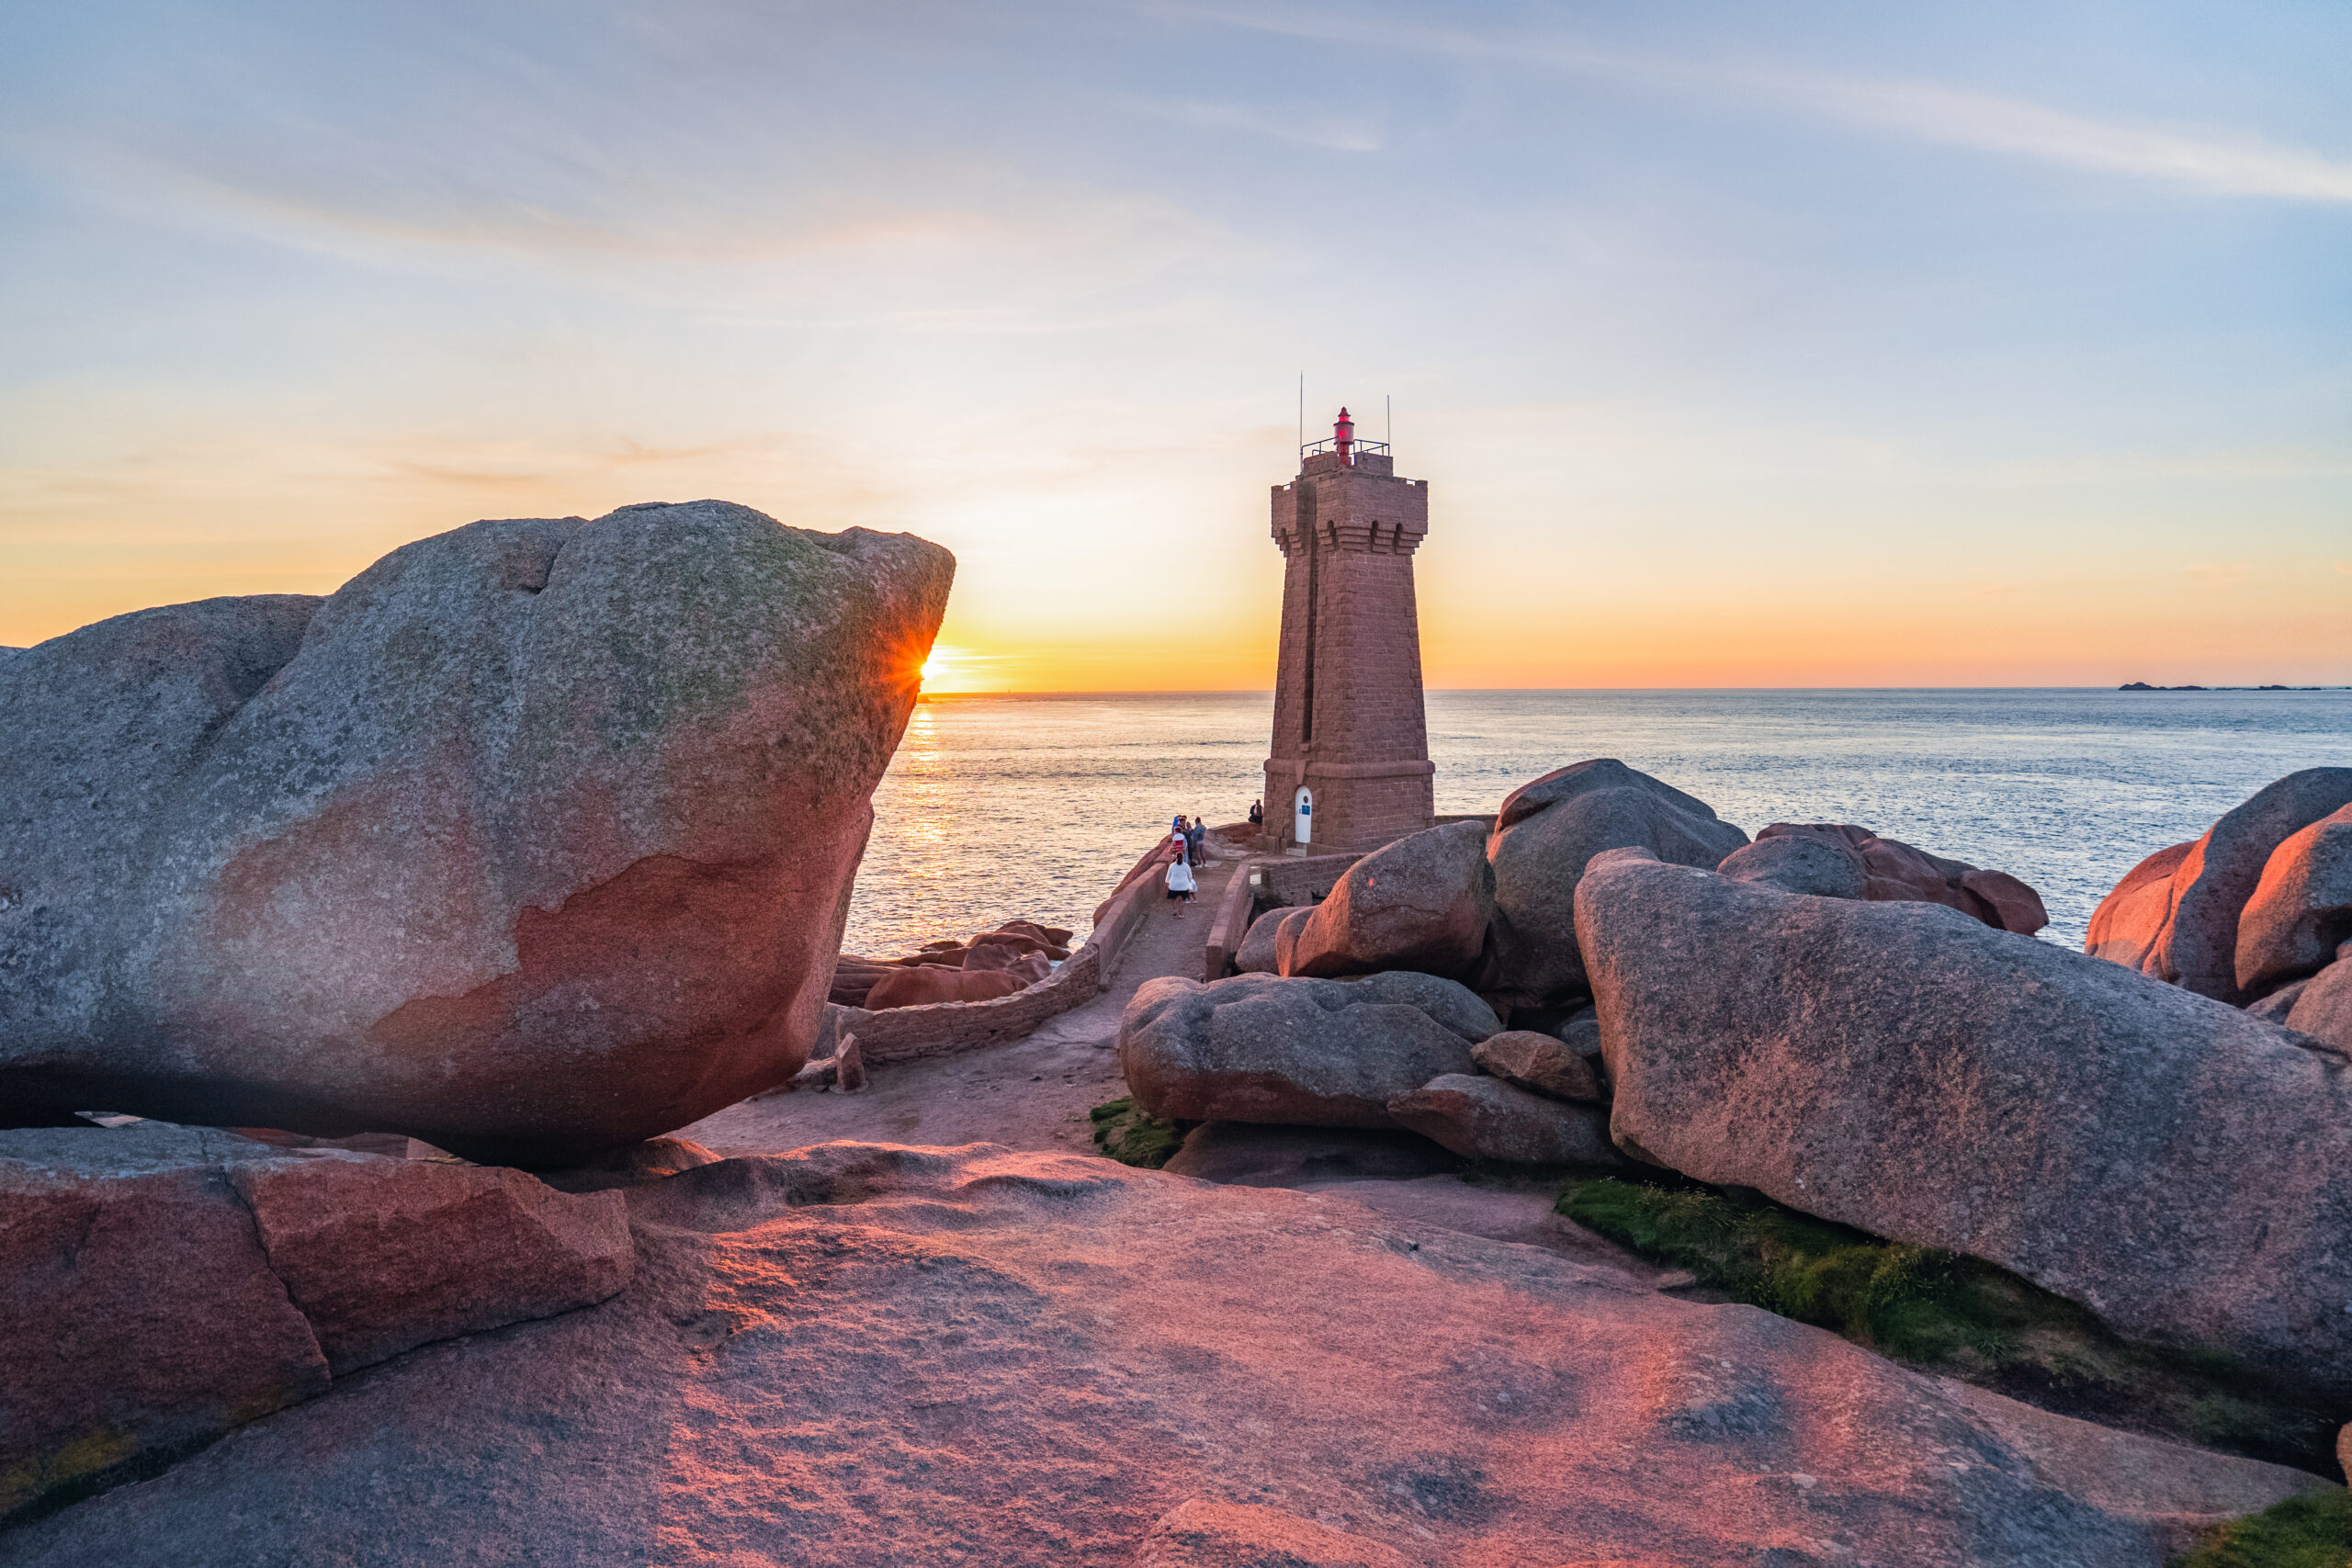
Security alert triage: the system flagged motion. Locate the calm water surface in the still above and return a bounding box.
[842,690,2352,957]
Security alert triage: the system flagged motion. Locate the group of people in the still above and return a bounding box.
[1164,813,1208,913]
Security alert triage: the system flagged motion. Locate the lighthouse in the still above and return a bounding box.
[1262,408,1436,852]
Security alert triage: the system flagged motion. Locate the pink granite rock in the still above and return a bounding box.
[1234,906,1311,974]
[1577,846,2352,1391]
[230,1155,632,1376]
[1752,822,2050,934]
[2236,804,2352,997]
[1481,759,1748,1009]
[2086,841,2196,971]
[1386,1074,1627,1167]
[0,1125,328,1523]
[1469,1028,1606,1103]
[863,966,1027,1010]
[0,502,955,1165]
[2286,953,2352,1054]
[2090,769,2352,1001]
[1277,819,1492,981]
[6,1141,2326,1566]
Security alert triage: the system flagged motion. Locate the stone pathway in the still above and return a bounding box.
[678,838,1248,1159]
[680,833,1675,1285]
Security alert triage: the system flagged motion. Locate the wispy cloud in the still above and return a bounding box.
[1122,95,1381,153]
[1155,4,2352,202]
[2186,561,2252,584]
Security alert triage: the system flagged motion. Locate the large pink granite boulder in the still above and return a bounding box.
[5,1140,2327,1564]
[1118,971,1498,1127]
[1577,847,2352,1392]
[1276,819,1492,981]
[0,502,952,1165]
[2086,769,2352,1001]
[1479,759,1748,1009]
[2236,804,2352,997]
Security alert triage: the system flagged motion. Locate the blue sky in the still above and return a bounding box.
[2,1,2346,684]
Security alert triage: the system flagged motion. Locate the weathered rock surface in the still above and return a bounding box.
[2287,953,2352,1053]
[0,502,954,1166]
[2083,840,2196,971]
[1131,1498,1416,1568]
[1577,847,2352,1390]
[1119,972,1498,1127]
[1387,1074,1626,1167]
[2237,804,2352,996]
[1469,1028,1605,1102]
[2088,769,2352,1001]
[6,1141,2325,1566]
[1276,820,1491,981]
[231,1154,633,1377]
[1749,822,2049,934]
[1480,759,1747,1008]
[0,1125,328,1521]
[1716,831,1869,897]
[1233,906,1309,974]
[0,1123,629,1522]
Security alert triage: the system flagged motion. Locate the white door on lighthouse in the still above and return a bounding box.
[1294,786,1313,846]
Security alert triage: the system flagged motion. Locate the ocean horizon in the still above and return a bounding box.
[842,686,2352,959]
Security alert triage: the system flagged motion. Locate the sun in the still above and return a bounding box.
[920,657,944,683]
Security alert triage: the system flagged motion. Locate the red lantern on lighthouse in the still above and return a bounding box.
[1334,407,1354,464]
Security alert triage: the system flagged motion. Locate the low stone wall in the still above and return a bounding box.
[820,843,1168,1065]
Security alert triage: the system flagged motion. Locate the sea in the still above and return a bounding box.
[841,689,2352,959]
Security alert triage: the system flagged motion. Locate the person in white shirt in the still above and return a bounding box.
[1165,852,1196,915]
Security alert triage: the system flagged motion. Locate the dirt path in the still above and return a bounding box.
[678,839,1247,1159]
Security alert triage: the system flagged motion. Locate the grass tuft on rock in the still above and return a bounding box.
[1561,1176,2344,1477]
[1089,1097,1186,1169]
[2176,1488,2352,1568]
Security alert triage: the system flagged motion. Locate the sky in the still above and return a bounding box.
[1,0,2346,689]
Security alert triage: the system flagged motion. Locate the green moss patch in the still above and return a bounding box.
[1560,1177,2343,1477]
[2177,1488,2352,1567]
[1089,1097,1188,1169]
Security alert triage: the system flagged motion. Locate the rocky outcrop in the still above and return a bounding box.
[2086,769,2352,1001]
[1233,906,1310,974]
[0,502,953,1165]
[2085,841,2196,971]
[230,1153,633,1376]
[1577,847,2352,1391]
[1118,972,1498,1127]
[1745,823,2049,934]
[2236,804,2352,996]
[6,1140,2326,1566]
[864,966,1027,1010]
[1480,759,1747,1009]
[0,1123,628,1522]
[1275,820,1491,981]
[2287,953,2352,1053]
[1716,832,1869,897]
[1469,1028,1604,1102]
[1387,1074,1625,1167]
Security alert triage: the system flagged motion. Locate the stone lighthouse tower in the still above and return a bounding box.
[1263,407,1435,851]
